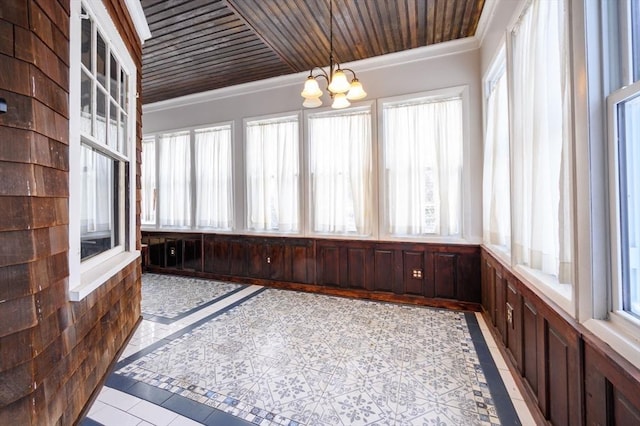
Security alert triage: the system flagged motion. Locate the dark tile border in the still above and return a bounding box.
[465,312,521,425]
[117,287,267,367]
[143,283,249,325]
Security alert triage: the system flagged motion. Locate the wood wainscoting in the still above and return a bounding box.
[481,247,640,425]
[141,232,481,310]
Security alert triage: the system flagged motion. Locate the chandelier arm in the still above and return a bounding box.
[309,66,330,81]
[340,68,358,79]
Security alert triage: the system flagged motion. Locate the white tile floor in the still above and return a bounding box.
[85,279,536,426]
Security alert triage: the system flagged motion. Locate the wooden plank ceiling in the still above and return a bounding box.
[141,0,485,104]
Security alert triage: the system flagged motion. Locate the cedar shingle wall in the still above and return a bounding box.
[0,0,142,424]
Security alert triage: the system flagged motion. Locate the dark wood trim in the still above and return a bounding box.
[142,232,482,309]
[481,247,640,425]
[73,315,144,426]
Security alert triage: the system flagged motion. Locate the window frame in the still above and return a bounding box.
[141,121,235,232]
[377,86,469,243]
[243,111,303,235]
[607,79,640,327]
[69,0,138,301]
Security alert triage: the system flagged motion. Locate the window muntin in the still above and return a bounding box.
[382,95,463,237]
[195,125,233,230]
[245,115,300,232]
[308,108,373,236]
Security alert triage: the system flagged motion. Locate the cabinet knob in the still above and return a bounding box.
[266,256,271,264]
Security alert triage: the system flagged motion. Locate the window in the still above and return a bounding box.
[382,93,463,237]
[245,115,300,232]
[482,54,511,250]
[308,108,373,236]
[608,1,640,319]
[143,124,233,231]
[141,136,156,226]
[195,126,233,229]
[69,0,138,299]
[509,0,572,289]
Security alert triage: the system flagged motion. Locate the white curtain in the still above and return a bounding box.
[511,0,572,283]
[246,117,299,232]
[141,137,156,225]
[195,126,233,229]
[384,97,462,236]
[80,145,112,235]
[482,70,511,248]
[159,131,191,228]
[309,109,372,235]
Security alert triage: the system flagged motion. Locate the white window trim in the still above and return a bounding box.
[243,111,303,236]
[607,79,640,320]
[140,121,236,233]
[376,85,470,244]
[69,0,139,301]
[303,101,378,240]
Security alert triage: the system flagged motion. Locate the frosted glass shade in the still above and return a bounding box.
[301,77,322,98]
[327,70,350,93]
[303,96,323,108]
[331,92,350,109]
[346,79,367,100]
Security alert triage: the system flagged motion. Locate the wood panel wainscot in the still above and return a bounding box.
[142,232,481,310]
[481,247,640,425]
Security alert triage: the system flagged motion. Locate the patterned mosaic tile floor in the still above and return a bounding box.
[141,274,246,323]
[92,275,523,426]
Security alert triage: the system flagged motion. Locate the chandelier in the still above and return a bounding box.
[300,0,367,109]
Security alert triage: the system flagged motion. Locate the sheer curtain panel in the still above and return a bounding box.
[195,126,233,229]
[383,97,462,236]
[309,109,373,235]
[246,117,299,232]
[141,137,156,226]
[159,131,191,228]
[482,71,511,248]
[511,0,573,284]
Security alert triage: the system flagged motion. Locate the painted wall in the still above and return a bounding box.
[143,42,484,242]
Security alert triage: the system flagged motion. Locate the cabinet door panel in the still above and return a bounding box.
[269,243,285,280]
[347,248,367,289]
[318,246,340,286]
[434,253,457,299]
[247,241,266,278]
[291,245,311,283]
[373,249,394,292]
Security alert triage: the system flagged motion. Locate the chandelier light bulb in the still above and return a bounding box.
[346,79,367,101]
[331,92,350,109]
[301,77,323,98]
[303,96,323,108]
[327,69,350,94]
